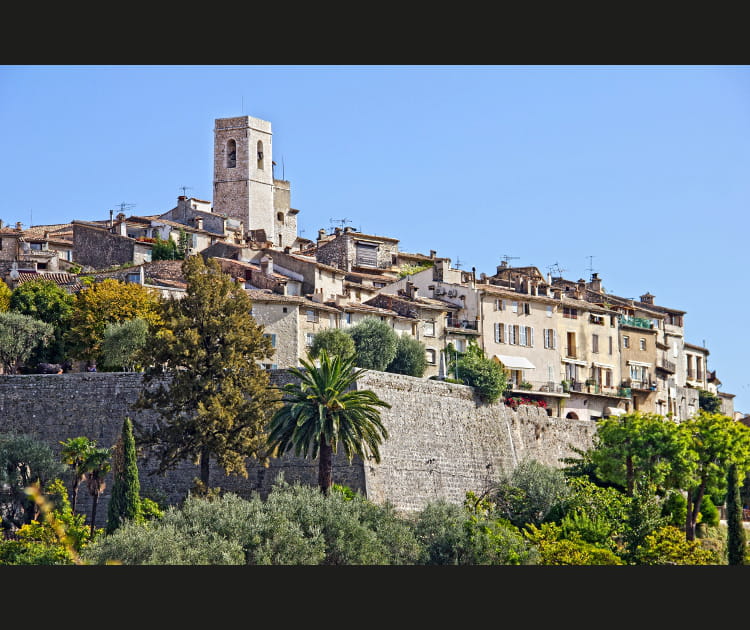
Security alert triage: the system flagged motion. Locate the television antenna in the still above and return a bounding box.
[586,255,597,278]
[329,217,352,229]
[547,262,567,277]
[501,254,520,266]
[179,185,193,197]
[455,256,463,269]
[116,202,135,215]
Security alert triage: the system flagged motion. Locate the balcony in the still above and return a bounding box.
[506,380,569,398]
[563,381,631,398]
[618,315,653,330]
[656,358,676,373]
[445,317,479,333]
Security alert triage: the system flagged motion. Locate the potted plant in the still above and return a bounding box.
[561,380,571,393]
[519,381,533,390]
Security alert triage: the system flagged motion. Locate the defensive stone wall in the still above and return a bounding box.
[0,370,597,525]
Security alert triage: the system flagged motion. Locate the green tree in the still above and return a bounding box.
[347,317,398,371]
[100,317,149,371]
[267,349,391,495]
[446,342,507,403]
[726,463,747,564]
[0,311,53,373]
[83,446,111,536]
[524,522,624,565]
[65,278,162,364]
[59,436,96,514]
[588,411,692,496]
[0,433,64,532]
[698,389,722,413]
[0,279,12,311]
[106,418,142,534]
[151,235,179,261]
[679,411,750,541]
[633,525,719,565]
[386,333,427,377]
[134,255,280,490]
[176,228,190,259]
[9,279,73,365]
[309,328,356,361]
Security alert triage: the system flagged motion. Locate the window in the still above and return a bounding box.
[609,336,613,355]
[519,326,527,346]
[306,309,318,323]
[455,339,465,353]
[563,307,578,319]
[261,363,278,370]
[305,333,315,346]
[523,302,531,315]
[494,322,504,343]
[672,340,679,358]
[330,313,336,327]
[566,332,576,358]
[424,320,436,336]
[511,301,518,314]
[630,364,647,383]
[411,323,417,336]
[264,333,277,347]
[345,312,352,325]
[546,305,553,318]
[126,273,141,284]
[592,334,599,353]
[373,282,386,288]
[508,325,518,345]
[425,349,436,364]
[623,335,630,348]
[277,212,284,222]
[257,141,264,169]
[226,139,237,168]
[493,299,504,311]
[355,242,378,267]
[640,338,646,351]
[282,307,288,313]
[543,328,556,349]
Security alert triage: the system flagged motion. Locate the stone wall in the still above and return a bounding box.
[73,223,135,270]
[0,370,597,524]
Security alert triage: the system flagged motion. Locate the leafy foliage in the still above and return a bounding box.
[308,328,355,361]
[65,278,162,363]
[267,350,390,494]
[9,279,73,365]
[632,525,720,565]
[726,463,747,565]
[100,317,149,371]
[347,317,398,371]
[60,436,97,514]
[446,342,507,403]
[698,388,722,413]
[134,255,279,488]
[151,235,181,261]
[106,418,142,534]
[524,522,624,565]
[0,311,53,373]
[397,262,433,278]
[386,333,427,377]
[0,279,11,312]
[0,433,65,533]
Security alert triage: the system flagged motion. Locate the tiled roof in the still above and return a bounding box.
[16,272,82,291]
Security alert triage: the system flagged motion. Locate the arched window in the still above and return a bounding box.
[277,212,284,222]
[257,141,264,170]
[226,139,237,168]
[565,411,579,420]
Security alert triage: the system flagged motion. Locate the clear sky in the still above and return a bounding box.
[2,65,748,412]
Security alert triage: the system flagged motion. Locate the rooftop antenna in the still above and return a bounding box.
[501,254,520,266]
[330,218,352,230]
[547,262,567,277]
[179,186,192,197]
[116,202,135,215]
[586,255,597,278]
[455,256,463,269]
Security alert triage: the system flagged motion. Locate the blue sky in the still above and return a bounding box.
[2,65,748,412]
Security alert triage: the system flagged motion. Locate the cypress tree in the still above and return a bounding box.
[106,417,141,534]
[727,463,746,565]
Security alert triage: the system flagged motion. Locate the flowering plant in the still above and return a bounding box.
[504,396,547,409]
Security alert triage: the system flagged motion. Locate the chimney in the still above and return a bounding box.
[260,254,273,276]
[640,292,655,305]
[195,217,203,230]
[15,222,22,231]
[344,226,354,233]
[178,195,186,201]
[284,246,291,254]
[0,219,4,229]
[479,272,487,283]
[589,272,602,293]
[317,228,326,241]
[334,227,342,236]
[405,281,418,300]
[430,250,436,258]
[118,219,127,237]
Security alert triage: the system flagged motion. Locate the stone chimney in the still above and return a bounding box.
[195,217,203,230]
[118,219,127,237]
[317,229,326,241]
[589,272,602,293]
[640,292,655,305]
[15,222,22,231]
[405,281,418,300]
[334,227,342,236]
[344,226,354,233]
[260,254,273,276]
[0,219,4,229]
[430,250,436,258]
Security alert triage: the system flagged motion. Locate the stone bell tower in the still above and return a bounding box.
[212,115,296,249]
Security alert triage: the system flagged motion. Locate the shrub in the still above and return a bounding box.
[308,328,355,361]
[348,317,398,371]
[386,334,427,377]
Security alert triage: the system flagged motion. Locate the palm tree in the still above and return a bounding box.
[266,349,391,495]
[60,436,95,514]
[83,447,111,536]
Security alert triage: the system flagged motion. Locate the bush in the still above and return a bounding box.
[309,328,355,361]
[448,342,507,403]
[348,317,398,371]
[386,334,427,377]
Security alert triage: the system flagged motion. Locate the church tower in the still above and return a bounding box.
[213,115,296,249]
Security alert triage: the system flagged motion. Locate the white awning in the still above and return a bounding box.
[627,360,652,367]
[605,407,626,416]
[561,358,588,366]
[493,355,536,370]
[593,362,615,369]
